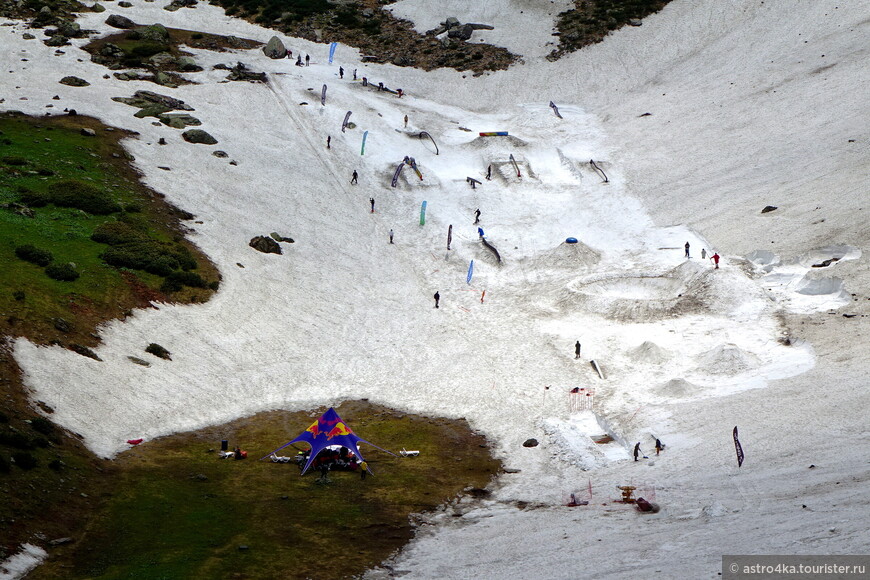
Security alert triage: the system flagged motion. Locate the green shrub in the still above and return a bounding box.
[161,270,206,292]
[18,189,49,208]
[1,155,28,166]
[91,221,146,245]
[30,417,56,436]
[15,244,54,267]
[11,451,37,470]
[47,179,122,215]
[128,42,170,59]
[45,262,81,282]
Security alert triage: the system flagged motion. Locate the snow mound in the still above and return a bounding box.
[542,413,627,470]
[797,245,860,268]
[745,250,780,273]
[525,242,601,271]
[628,341,672,364]
[653,378,704,399]
[696,343,762,375]
[794,275,846,297]
[701,501,731,518]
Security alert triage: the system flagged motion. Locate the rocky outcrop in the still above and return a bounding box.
[182,129,217,144]
[263,36,287,59]
[105,14,135,29]
[249,236,282,254]
[59,76,89,86]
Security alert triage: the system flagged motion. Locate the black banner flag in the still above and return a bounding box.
[733,426,744,467]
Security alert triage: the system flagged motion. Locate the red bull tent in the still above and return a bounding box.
[261,407,394,474]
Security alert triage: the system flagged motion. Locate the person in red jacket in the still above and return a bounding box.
[712,252,720,269]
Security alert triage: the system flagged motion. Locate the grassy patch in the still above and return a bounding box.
[31,402,501,579]
[0,111,219,348]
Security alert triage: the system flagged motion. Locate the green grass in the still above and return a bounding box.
[32,403,501,579]
[0,112,217,344]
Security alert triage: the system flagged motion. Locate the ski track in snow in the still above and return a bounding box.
[3,0,870,577]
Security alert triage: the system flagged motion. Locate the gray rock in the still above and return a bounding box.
[105,14,135,28]
[56,19,83,37]
[176,56,201,71]
[91,3,107,12]
[263,36,287,59]
[628,18,643,26]
[22,33,36,40]
[447,23,474,41]
[249,236,282,254]
[522,438,539,448]
[60,76,89,86]
[80,128,97,136]
[45,35,70,47]
[212,150,228,158]
[127,356,151,367]
[133,104,172,118]
[158,113,201,128]
[49,537,73,546]
[445,16,460,29]
[53,318,71,333]
[761,205,778,214]
[147,51,176,67]
[153,71,179,87]
[137,23,169,44]
[270,232,295,243]
[182,129,217,144]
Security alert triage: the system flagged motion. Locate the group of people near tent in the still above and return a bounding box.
[271,445,364,473]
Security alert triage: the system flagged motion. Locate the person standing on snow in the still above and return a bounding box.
[634,442,641,461]
[339,66,344,79]
[305,54,310,66]
[404,114,408,128]
[486,165,492,180]
[712,252,721,269]
[684,241,691,258]
[369,198,375,213]
[575,341,582,359]
[655,439,664,455]
[474,209,481,225]
[389,229,394,244]
[434,291,440,308]
[326,135,331,149]
[701,248,707,260]
[351,170,358,184]
[353,68,357,80]
[478,227,485,238]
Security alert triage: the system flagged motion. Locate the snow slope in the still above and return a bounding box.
[3,0,869,577]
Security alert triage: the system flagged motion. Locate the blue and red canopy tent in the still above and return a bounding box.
[260,407,395,475]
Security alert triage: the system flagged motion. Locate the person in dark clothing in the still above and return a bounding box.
[319,463,329,480]
[369,197,375,213]
[655,439,664,455]
[684,241,691,258]
[339,66,344,78]
[326,135,331,149]
[351,170,358,184]
[305,54,310,66]
[296,55,303,66]
[486,165,492,180]
[353,68,357,80]
[389,229,394,244]
[378,82,383,91]
[434,291,440,308]
[362,77,367,86]
[634,442,641,461]
[474,209,481,224]
[575,341,582,359]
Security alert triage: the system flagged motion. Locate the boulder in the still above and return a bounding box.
[158,113,201,128]
[60,76,89,86]
[45,35,70,47]
[249,236,282,254]
[176,56,201,71]
[761,205,778,213]
[55,19,83,37]
[263,36,287,59]
[447,23,474,41]
[137,23,169,44]
[92,4,106,13]
[182,129,217,144]
[522,438,539,448]
[105,14,135,28]
[147,52,176,68]
[444,16,460,29]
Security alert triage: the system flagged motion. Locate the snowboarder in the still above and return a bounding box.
[369,197,375,213]
[684,241,691,258]
[397,88,403,98]
[296,55,303,66]
[389,229,394,244]
[326,135,331,149]
[701,248,707,260]
[474,209,481,224]
[434,291,440,308]
[305,54,310,66]
[404,114,408,128]
[351,170,358,184]
[634,442,641,461]
[575,341,582,359]
[359,460,368,480]
[339,66,344,79]
[712,252,720,269]
[486,165,492,180]
[478,227,484,238]
[655,439,664,455]
[353,68,357,80]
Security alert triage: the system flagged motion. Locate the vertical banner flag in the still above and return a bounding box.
[467,260,474,284]
[509,154,521,178]
[391,162,404,187]
[321,84,327,106]
[420,200,427,225]
[733,426,744,467]
[549,100,563,119]
[360,130,368,155]
[328,42,337,64]
[341,110,352,133]
[447,224,453,250]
